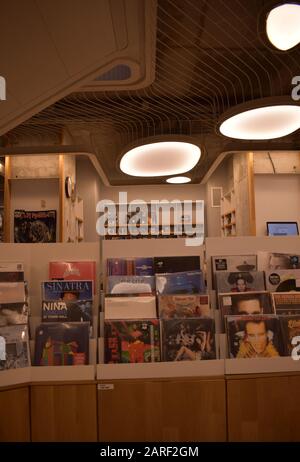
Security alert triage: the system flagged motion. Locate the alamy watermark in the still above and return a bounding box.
[96,192,204,246]
[0,76,6,101]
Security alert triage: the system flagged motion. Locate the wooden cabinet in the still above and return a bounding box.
[227,373,300,442]
[0,386,30,442]
[30,383,97,442]
[98,377,226,442]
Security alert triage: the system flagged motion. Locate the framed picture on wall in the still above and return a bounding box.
[14,209,57,243]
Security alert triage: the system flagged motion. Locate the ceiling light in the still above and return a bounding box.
[219,105,300,140]
[120,142,201,177]
[166,176,191,184]
[266,3,300,51]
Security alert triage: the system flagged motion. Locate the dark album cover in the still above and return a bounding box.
[161,318,216,361]
[34,322,90,366]
[265,269,300,292]
[42,300,92,323]
[0,325,30,370]
[0,262,24,283]
[280,315,300,357]
[104,319,160,363]
[272,292,300,315]
[0,303,28,326]
[215,271,265,293]
[158,294,210,319]
[106,257,154,276]
[106,275,155,295]
[14,209,57,243]
[154,256,200,274]
[226,315,282,358]
[155,271,205,295]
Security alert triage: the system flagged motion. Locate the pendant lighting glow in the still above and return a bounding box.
[266,3,300,51]
[120,142,201,177]
[219,105,300,140]
[166,176,191,184]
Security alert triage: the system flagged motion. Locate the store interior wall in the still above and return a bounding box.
[254,174,300,236]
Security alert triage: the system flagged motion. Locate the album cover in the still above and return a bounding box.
[106,258,154,276]
[155,271,205,295]
[106,276,155,295]
[265,269,300,292]
[0,282,26,304]
[215,271,265,293]
[219,291,273,331]
[14,209,57,243]
[161,318,216,361]
[258,252,300,271]
[104,295,157,319]
[0,262,24,283]
[226,315,282,358]
[134,258,154,276]
[158,294,210,319]
[280,315,300,357]
[104,319,160,363]
[34,322,90,366]
[49,261,96,293]
[0,325,30,370]
[212,255,257,273]
[0,303,29,326]
[42,300,92,323]
[272,292,300,315]
[42,280,93,301]
[154,256,200,274]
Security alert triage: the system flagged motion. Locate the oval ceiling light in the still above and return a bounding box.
[219,105,300,140]
[120,142,201,177]
[266,3,300,51]
[166,176,191,184]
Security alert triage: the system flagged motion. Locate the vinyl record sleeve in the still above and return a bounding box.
[154,256,200,274]
[158,294,210,319]
[0,282,26,304]
[0,302,29,326]
[107,276,155,295]
[265,269,300,292]
[215,271,265,293]
[0,324,30,370]
[42,280,93,301]
[155,271,205,295]
[104,296,157,320]
[272,292,300,315]
[279,315,300,357]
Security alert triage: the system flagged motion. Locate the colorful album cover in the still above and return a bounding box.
[104,319,160,363]
[0,282,26,304]
[280,315,300,357]
[0,262,24,283]
[154,256,200,274]
[0,325,30,370]
[106,258,154,276]
[215,271,265,293]
[34,322,90,366]
[212,255,257,273]
[265,269,300,292]
[134,258,154,276]
[104,296,156,320]
[258,252,300,270]
[226,315,282,358]
[0,303,29,326]
[272,292,300,315]
[42,280,93,301]
[14,209,57,243]
[42,300,92,323]
[106,276,155,295]
[158,294,210,319]
[161,318,216,361]
[155,271,205,295]
[49,261,96,293]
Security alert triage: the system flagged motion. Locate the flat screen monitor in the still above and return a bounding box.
[267,222,299,236]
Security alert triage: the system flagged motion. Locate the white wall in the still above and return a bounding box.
[254,174,300,236]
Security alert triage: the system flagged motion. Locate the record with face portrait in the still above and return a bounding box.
[258,252,300,271]
[279,315,300,357]
[215,271,265,294]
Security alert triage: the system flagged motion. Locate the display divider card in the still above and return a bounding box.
[158,294,210,319]
[272,292,300,315]
[0,282,26,304]
[106,275,155,295]
[14,209,57,243]
[161,318,216,361]
[215,271,265,294]
[218,291,274,332]
[49,261,96,293]
[155,271,205,295]
[279,315,300,356]
[0,324,30,370]
[257,252,300,271]
[34,322,90,366]
[0,302,29,326]
[104,319,160,363]
[226,314,282,359]
[265,269,300,292]
[154,256,200,274]
[104,295,157,320]
[0,262,24,282]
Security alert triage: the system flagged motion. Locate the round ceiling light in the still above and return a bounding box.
[219,105,300,140]
[166,176,191,184]
[120,141,201,177]
[266,3,300,51]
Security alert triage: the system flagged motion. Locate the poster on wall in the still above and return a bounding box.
[14,210,57,243]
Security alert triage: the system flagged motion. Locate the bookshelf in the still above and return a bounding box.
[220,189,236,237]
